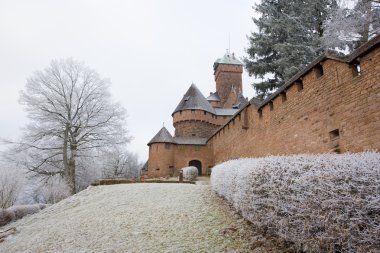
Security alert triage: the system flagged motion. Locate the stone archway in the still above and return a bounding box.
[189,160,202,176]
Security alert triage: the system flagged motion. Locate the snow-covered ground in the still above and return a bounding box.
[0,183,264,252]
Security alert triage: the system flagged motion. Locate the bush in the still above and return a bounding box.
[211,152,380,252]
[182,166,198,181]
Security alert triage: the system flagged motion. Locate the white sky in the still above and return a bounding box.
[0,0,259,162]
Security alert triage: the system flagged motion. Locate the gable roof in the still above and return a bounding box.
[148,127,175,145]
[172,83,215,115]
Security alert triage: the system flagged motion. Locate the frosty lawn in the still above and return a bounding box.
[0,184,256,252]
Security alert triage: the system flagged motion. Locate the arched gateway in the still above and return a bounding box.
[189,160,202,176]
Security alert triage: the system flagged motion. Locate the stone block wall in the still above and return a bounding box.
[210,47,380,164]
[147,143,174,178]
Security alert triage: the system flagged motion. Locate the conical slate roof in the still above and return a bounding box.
[172,84,215,115]
[148,127,175,145]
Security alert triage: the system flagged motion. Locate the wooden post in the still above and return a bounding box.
[179,170,183,183]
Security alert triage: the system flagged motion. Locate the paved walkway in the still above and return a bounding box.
[0,183,263,252]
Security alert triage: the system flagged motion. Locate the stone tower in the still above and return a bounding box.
[213,52,243,108]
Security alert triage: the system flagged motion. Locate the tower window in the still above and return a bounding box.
[269,101,274,111]
[281,92,287,102]
[165,143,171,149]
[296,80,303,91]
[315,64,324,78]
[352,62,361,77]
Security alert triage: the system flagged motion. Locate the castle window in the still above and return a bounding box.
[296,80,304,91]
[204,111,207,115]
[281,92,287,102]
[329,129,340,141]
[191,109,195,113]
[269,101,274,111]
[315,64,324,78]
[165,143,171,149]
[258,109,263,118]
[352,62,361,77]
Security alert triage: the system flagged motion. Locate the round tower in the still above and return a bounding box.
[172,84,220,138]
[147,127,175,178]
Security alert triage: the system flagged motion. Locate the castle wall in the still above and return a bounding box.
[173,110,229,137]
[210,47,380,164]
[174,121,219,138]
[147,143,175,177]
[173,144,213,176]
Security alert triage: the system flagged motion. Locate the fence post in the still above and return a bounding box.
[179,170,183,183]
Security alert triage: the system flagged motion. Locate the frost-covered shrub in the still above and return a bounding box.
[211,152,380,253]
[182,166,198,181]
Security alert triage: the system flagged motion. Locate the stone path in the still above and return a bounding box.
[0,183,266,252]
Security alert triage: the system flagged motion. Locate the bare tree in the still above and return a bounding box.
[100,146,141,179]
[0,166,24,208]
[16,58,129,194]
[322,0,380,50]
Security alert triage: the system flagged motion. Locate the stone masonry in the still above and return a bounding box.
[145,35,380,178]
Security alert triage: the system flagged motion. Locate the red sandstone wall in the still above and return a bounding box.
[210,47,380,164]
[173,144,214,176]
[214,64,243,106]
[147,143,174,178]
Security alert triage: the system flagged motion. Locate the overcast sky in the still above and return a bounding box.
[0,0,259,162]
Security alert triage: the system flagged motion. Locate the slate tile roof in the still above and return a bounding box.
[172,83,216,115]
[148,127,175,145]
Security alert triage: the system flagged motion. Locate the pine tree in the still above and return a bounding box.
[244,0,337,100]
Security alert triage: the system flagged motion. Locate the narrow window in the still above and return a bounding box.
[258,109,263,118]
[204,111,207,115]
[269,101,274,111]
[191,109,195,113]
[296,80,303,91]
[165,143,171,149]
[329,129,340,141]
[352,62,361,77]
[281,92,287,102]
[315,64,324,78]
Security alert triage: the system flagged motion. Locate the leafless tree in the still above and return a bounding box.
[0,166,24,208]
[16,58,129,194]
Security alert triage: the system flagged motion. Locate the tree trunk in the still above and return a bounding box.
[63,123,76,195]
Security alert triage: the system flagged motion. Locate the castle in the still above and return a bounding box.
[144,34,380,178]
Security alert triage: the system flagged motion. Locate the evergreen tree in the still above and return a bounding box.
[244,0,337,100]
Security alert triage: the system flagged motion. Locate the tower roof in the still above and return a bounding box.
[173,83,215,115]
[213,52,243,70]
[148,127,175,145]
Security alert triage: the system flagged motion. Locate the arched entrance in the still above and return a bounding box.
[189,160,202,176]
